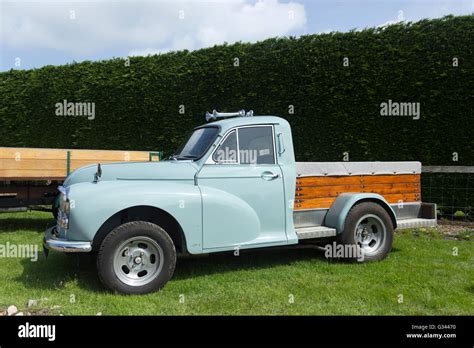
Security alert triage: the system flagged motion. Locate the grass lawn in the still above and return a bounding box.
[0,211,472,315]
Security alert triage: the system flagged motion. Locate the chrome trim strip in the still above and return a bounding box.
[396,218,437,229]
[295,226,337,239]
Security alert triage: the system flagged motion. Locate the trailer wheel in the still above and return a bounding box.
[339,202,393,261]
[97,221,176,294]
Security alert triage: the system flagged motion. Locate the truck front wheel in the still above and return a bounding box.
[97,221,176,294]
[339,202,394,261]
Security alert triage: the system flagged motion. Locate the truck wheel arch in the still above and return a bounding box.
[325,193,397,233]
[92,205,187,254]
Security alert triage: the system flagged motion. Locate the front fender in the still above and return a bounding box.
[66,180,202,253]
[324,193,397,233]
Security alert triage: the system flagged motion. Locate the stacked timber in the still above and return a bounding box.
[0,147,160,180]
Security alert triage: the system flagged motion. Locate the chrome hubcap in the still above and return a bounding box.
[113,237,164,287]
[354,214,386,256]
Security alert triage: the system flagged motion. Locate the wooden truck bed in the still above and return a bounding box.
[294,162,421,210]
[0,147,161,180]
[292,162,436,238]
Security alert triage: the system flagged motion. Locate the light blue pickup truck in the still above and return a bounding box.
[44,110,437,294]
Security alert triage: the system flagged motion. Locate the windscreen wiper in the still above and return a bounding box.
[167,154,197,160]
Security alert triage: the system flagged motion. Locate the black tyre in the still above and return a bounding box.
[97,221,176,294]
[338,202,394,262]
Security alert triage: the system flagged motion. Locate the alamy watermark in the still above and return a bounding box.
[0,242,38,262]
[55,99,95,120]
[214,148,259,164]
[380,99,420,120]
[324,241,364,262]
[18,323,55,341]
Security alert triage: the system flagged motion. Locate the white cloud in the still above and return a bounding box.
[378,1,472,28]
[128,48,168,57]
[1,0,306,57]
[378,19,403,28]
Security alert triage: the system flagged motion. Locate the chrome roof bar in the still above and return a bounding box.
[206,109,254,122]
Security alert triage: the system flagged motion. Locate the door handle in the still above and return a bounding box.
[261,171,279,180]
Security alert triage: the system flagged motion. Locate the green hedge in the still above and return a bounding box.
[0,15,472,165]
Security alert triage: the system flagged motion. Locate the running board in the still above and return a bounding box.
[295,218,437,240]
[296,226,337,240]
[397,218,437,229]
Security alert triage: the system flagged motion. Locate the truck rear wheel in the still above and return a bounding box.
[97,221,176,294]
[339,202,393,261]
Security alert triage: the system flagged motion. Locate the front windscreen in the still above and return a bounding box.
[172,127,219,160]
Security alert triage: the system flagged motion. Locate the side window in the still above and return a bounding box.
[212,130,238,163]
[238,126,275,165]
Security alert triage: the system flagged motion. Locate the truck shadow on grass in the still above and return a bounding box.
[0,217,55,233]
[16,246,341,293]
[17,245,401,293]
[174,247,331,281]
[174,245,401,281]
[17,253,105,293]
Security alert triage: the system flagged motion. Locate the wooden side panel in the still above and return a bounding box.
[0,148,68,179]
[296,183,420,198]
[0,148,67,160]
[70,150,150,161]
[0,147,158,180]
[294,174,421,210]
[0,159,67,171]
[69,150,152,171]
[297,174,420,186]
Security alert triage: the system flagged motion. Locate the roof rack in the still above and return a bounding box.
[205,109,254,122]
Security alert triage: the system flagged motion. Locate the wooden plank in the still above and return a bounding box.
[294,198,336,210]
[0,148,67,160]
[69,160,131,171]
[70,158,149,168]
[294,192,421,210]
[0,147,155,162]
[0,169,66,179]
[296,183,420,199]
[0,147,159,180]
[297,174,420,186]
[70,150,150,161]
[0,159,67,170]
[0,177,65,181]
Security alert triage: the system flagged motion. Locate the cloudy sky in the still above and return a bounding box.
[0,0,472,71]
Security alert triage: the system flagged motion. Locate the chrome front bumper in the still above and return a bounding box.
[43,227,92,253]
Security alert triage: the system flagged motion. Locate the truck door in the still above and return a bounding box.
[198,125,287,250]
